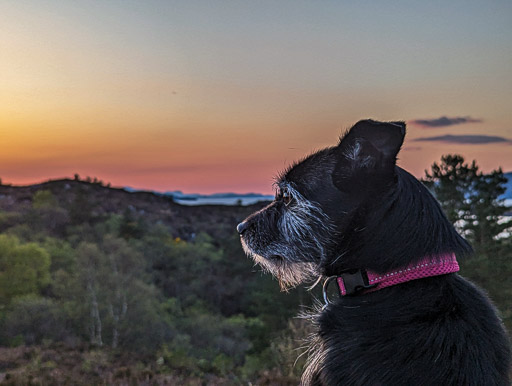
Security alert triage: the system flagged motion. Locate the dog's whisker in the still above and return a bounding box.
[293,348,311,368]
[329,249,348,266]
[306,275,324,291]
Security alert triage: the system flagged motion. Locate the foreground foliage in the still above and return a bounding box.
[0,180,312,383]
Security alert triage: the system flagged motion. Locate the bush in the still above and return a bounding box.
[0,235,51,303]
[2,296,70,346]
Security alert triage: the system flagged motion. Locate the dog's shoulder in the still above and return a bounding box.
[304,274,512,386]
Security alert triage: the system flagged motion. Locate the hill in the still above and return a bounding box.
[0,178,269,242]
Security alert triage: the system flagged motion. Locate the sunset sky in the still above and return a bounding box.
[1,1,511,194]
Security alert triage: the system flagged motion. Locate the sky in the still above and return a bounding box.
[1,0,511,194]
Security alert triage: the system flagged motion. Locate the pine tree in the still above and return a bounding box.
[423,154,511,247]
[423,155,512,330]
[466,168,510,250]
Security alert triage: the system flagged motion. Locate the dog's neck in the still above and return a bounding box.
[324,167,471,276]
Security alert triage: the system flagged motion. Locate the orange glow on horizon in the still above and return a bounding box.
[1,2,511,194]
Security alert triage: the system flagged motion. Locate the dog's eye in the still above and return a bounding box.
[282,188,292,206]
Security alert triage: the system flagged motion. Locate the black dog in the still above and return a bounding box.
[237,120,511,385]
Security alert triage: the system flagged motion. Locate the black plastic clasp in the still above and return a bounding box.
[338,269,376,296]
[322,270,377,310]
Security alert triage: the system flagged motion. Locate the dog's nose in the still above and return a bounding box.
[237,221,250,234]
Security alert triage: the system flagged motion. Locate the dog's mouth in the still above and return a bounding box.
[244,244,284,261]
[241,238,319,290]
[241,239,287,263]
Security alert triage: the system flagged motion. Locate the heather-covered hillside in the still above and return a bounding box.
[0,178,312,384]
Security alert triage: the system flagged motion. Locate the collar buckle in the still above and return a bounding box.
[322,270,377,309]
[338,269,376,296]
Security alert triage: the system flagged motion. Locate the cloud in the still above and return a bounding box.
[413,134,512,145]
[409,116,482,128]
[402,146,422,151]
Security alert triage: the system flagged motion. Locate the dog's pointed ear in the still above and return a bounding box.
[343,119,405,159]
[333,120,406,187]
[336,119,405,165]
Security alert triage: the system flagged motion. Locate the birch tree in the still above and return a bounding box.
[76,242,103,346]
[102,236,143,349]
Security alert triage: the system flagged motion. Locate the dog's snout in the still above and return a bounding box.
[237,221,250,235]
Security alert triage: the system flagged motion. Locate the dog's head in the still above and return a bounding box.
[238,119,406,289]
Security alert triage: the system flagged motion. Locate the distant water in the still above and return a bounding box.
[173,196,273,206]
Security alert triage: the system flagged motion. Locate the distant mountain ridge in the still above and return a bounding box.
[124,187,274,204]
[166,191,272,199]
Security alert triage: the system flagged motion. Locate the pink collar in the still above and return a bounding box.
[322,253,459,307]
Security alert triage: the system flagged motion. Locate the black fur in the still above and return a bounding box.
[238,119,511,385]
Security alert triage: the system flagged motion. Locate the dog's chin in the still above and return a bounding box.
[241,239,317,291]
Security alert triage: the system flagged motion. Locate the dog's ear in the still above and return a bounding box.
[341,119,405,160]
[333,119,405,187]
